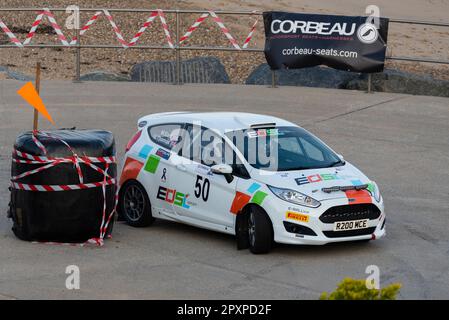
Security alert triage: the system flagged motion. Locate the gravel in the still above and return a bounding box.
[0,0,447,83]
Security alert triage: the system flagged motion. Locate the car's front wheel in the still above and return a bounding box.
[248,206,273,254]
[120,180,154,227]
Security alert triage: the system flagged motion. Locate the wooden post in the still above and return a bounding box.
[33,62,41,131]
[271,70,277,88]
[367,73,372,94]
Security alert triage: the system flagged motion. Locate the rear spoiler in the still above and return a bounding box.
[250,123,276,129]
[137,112,193,128]
[322,184,368,193]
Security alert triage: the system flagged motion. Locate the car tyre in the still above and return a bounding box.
[120,180,154,227]
[248,206,273,254]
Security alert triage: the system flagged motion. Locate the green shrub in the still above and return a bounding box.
[320,278,401,300]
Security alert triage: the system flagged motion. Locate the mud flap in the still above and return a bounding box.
[235,211,250,250]
[116,186,126,221]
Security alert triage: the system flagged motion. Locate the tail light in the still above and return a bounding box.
[125,130,142,152]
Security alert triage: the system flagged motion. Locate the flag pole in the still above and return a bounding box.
[33,62,41,131]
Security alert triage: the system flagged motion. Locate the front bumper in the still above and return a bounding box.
[268,198,386,245]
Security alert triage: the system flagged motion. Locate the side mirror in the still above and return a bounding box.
[337,154,345,162]
[211,164,234,183]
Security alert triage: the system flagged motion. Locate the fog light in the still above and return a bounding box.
[283,221,317,236]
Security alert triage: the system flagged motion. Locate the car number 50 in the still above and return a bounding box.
[194,175,210,202]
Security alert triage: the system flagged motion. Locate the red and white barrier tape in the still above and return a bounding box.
[103,9,129,48]
[243,18,258,49]
[13,149,116,164]
[31,131,48,155]
[11,179,116,192]
[22,11,44,46]
[22,9,69,46]
[179,12,209,45]
[12,159,64,181]
[157,9,174,49]
[99,163,119,239]
[70,11,102,45]
[128,11,159,47]
[11,156,114,181]
[103,9,174,48]
[179,11,258,49]
[0,18,23,47]
[11,131,117,247]
[0,8,258,49]
[209,11,240,50]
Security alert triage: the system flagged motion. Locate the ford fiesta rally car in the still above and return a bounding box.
[118,112,385,254]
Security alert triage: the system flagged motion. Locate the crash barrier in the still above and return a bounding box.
[0,8,257,49]
[9,130,117,246]
[0,8,448,88]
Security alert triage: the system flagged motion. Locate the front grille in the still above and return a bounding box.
[319,204,381,224]
[323,227,376,238]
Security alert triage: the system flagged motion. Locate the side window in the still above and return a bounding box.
[202,128,250,178]
[179,125,230,167]
[148,124,183,150]
[177,124,200,162]
[300,138,325,162]
[177,125,250,178]
[225,142,250,179]
[200,127,225,167]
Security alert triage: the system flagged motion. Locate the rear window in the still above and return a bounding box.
[148,124,183,150]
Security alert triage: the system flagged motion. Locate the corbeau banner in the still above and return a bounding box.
[263,11,389,73]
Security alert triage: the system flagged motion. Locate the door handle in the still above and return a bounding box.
[176,164,187,172]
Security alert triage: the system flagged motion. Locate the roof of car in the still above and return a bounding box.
[139,111,298,133]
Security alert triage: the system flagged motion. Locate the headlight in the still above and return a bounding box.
[268,185,321,208]
[368,181,381,203]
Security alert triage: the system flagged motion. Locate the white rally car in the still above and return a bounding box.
[118,112,385,254]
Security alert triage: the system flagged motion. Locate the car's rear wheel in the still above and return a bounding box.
[248,206,273,254]
[120,180,154,227]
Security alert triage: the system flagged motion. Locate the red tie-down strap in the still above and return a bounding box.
[10,131,118,247]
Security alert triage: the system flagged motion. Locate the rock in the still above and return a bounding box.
[245,64,360,88]
[130,57,230,84]
[345,69,449,97]
[246,64,449,97]
[79,71,130,82]
[0,68,34,82]
[0,66,29,81]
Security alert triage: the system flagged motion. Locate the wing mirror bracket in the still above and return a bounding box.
[211,164,234,183]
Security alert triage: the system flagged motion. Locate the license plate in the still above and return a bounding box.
[333,219,369,231]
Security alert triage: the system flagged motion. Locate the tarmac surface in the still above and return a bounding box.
[0,80,448,299]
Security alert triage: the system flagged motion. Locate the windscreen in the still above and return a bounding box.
[225,126,343,172]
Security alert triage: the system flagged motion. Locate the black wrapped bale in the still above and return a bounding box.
[9,130,116,243]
